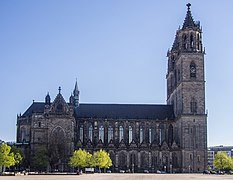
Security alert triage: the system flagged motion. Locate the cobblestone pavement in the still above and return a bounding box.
[1,174,233,180]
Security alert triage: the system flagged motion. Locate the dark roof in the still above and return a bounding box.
[75,104,175,120]
[21,102,175,120]
[22,102,45,117]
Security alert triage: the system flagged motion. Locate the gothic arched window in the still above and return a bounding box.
[149,128,152,144]
[108,126,113,142]
[88,125,93,142]
[197,33,200,50]
[190,33,194,49]
[190,62,196,78]
[119,126,124,142]
[21,127,26,142]
[99,125,104,142]
[190,97,197,113]
[140,127,144,143]
[168,124,173,146]
[79,125,83,142]
[128,126,133,144]
[159,124,165,144]
[182,34,187,50]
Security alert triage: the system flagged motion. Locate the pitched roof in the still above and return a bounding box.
[22,102,175,120]
[22,102,45,117]
[75,103,175,120]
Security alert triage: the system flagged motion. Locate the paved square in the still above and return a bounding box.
[1,174,233,180]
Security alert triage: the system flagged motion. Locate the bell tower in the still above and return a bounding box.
[166,3,207,172]
[167,3,205,116]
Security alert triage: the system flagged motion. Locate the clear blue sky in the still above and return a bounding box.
[0,1,232,146]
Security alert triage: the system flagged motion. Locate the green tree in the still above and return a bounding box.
[31,147,49,171]
[0,144,16,172]
[10,146,23,166]
[214,152,232,171]
[93,149,112,172]
[69,149,92,171]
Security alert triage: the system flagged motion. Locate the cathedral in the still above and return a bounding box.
[16,4,207,173]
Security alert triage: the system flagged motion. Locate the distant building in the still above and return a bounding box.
[0,139,4,144]
[16,4,207,173]
[208,145,233,169]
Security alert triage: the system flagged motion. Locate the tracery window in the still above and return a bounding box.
[99,125,104,142]
[88,125,93,141]
[168,124,173,146]
[108,126,113,142]
[129,126,133,144]
[149,128,152,144]
[190,33,194,49]
[119,126,124,142]
[79,125,83,142]
[140,127,144,143]
[21,127,26,142]
[182,34,187,49]
[159,124,165,144]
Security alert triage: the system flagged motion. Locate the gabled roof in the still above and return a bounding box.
[21,102,175,121]
[22,102,45,117]
[75,104,175,120]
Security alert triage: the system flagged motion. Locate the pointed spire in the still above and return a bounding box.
[73,78,79,96]
[73,79,80,107]
[182,3,196,30]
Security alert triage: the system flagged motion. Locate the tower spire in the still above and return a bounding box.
[73,79,80,107]
[73,79,79,96]
[182,3,196,30]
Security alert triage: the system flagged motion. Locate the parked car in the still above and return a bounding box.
[210,170,217,174]
[144,170,149,173]
[119,170,125,173]
[218,171,225,175]
[203,170,210,174]
[106,170,111,173]
[125,169,131,173]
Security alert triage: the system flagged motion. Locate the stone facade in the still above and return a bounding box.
[16,4,207,173]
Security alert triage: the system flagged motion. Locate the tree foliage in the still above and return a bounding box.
[93,149,112,169]
[214,152,233,171]
[0,144,17,172]
[10,146,23,165]
[69,149,112,171]
[31,147,49,171]
[69,149,92,169]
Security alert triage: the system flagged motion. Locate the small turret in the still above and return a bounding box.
[45,92,51,105]
[69,93,74,105]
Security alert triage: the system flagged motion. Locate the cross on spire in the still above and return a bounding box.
[58,86,61,94]
[186,3,191,11]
